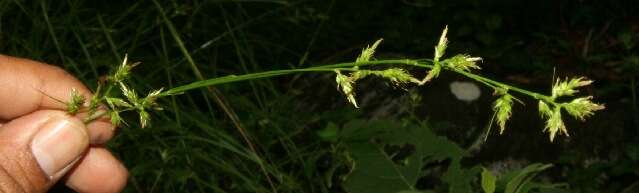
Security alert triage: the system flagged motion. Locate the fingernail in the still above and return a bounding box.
[31,116,88,178]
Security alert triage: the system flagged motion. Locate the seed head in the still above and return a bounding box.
[119,82,139,105]
[106,97,133,108]
[563,96,605,121]
[551,77,593,99]
[67,88,86,115]
[109,54,139,83]
[139,110,150,128]
[493,94,513,134]
[543,106,567,142]
[372,68,415,86]
[335,70,359,108]
[142,88,164,108]
[443,54,482,72]
[434,26,449,61]
[110,111,123,126]
[422,64,441,84]
[356,39,383,64]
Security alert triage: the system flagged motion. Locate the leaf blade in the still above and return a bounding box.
[481,168,497,193]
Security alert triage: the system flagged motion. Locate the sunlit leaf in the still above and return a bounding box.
[481,168,497,193]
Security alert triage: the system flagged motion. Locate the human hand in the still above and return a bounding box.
[0,55,128,193]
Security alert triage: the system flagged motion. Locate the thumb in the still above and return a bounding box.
[0,110,89,193]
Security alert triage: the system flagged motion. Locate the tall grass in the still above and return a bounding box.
[3,1,325,192]
[0,1,607,193]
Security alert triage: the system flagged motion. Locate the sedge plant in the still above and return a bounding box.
[67,26,604,142]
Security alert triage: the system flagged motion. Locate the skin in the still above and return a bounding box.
[0,54,128,193]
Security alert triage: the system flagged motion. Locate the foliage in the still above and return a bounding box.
[481,168,497,193]
[480,164,567,193]
[78,55,163,128]
[336,119,475,193]
[0,0,630,193]
[320,119,569,193]
[56,21,602,193]
[559,142,639,193]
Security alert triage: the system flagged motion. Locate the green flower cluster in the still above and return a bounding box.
[70,55,163,128]
[539,78,605,141]
[333,26,604,142]
[62,26,603,142]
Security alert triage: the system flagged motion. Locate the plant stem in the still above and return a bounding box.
[161,59,428,96]
[162,59,555,106]
[84,110,108,124]
[449,68,553,102]
[85,57,557,129]
[83,107,134,124]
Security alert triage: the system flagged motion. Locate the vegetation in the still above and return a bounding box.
[1,0,637,193]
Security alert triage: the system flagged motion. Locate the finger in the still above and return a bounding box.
[0,110,89,193]
[65,147,128,193]
[0,55,91,118]
[78,111,115,144]
[0,55,115,144]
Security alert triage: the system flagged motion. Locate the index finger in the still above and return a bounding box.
[0,54,115,144]
[0,55,91,118]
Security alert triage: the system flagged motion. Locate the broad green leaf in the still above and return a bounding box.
[481,168,497,193]
[505,163,553,193]
[443,161,481,193]
[340,119,470,193]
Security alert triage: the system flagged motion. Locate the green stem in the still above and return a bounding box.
[84,110,108,124]
[83,107,136,124]
[450,68,553,102]
[409,60,554,103]
[161,58,555,105]
[161,59,424,96]
[104,83,115,97]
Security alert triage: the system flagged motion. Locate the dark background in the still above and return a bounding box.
[1,0,638,192]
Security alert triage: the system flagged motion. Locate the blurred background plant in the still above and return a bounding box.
[0,0,637,193]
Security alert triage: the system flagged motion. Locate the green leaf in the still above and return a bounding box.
[317,122,339,142]
[340,119,470,193]
[443,162,482,193]
[505,163,553,193]
[481,168,497,193]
